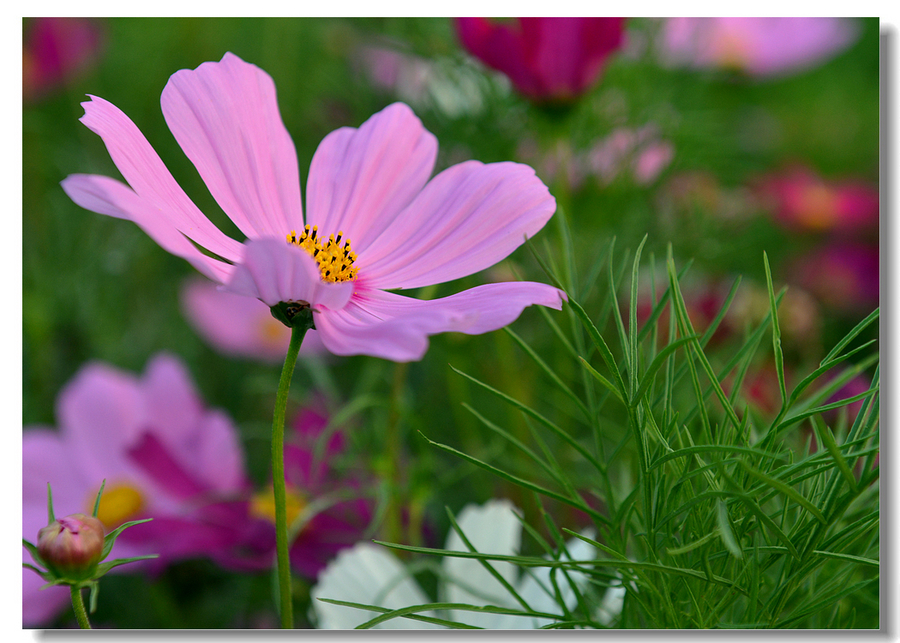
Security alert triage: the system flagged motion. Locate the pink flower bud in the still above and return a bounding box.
[37,514,105,580]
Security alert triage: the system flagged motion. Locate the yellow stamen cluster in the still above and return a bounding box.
[250,485,308,529]
[287,225,358,283]
[92,483,145,530]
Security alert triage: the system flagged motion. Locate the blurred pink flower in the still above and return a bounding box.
[455,18,626,102]
[180,278,327,363]
[23,356,372,626]
[659,18,859,78]
[790,242,879,315]
[756,167,879,235]
[23,18,104,101]
[62,52,564,363]
[588,126,674,186]
[23,354,249,626]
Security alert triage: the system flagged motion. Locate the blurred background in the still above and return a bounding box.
[22,17,879,628]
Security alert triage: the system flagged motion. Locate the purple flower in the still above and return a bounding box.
[22,354,250,626]
[659,18,859,78]
[180,278,328,363]
[61,53,564,363]
[23,18,104,102]
[455,18,626,103]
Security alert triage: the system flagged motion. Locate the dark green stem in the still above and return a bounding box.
[272,323,308,629]
[70,586,91,629]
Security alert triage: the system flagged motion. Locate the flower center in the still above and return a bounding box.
[250,485,308,530]
[91,483,145,530]
[287,225,358,283]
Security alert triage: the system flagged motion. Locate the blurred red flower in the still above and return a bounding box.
[455,17,626,103]
[23,17,104,101]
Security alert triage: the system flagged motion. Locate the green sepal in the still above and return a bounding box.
[101,518,153,560]
[23,562,54,582]
[270,301,316,330]
[22,538,46,569]
[46,483,55,525]
[89,581,100,614]
[94,554,159,577]
[91,479,107,519]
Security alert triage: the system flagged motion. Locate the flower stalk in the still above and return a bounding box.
[70,586,91,629]
[270,305,314,628]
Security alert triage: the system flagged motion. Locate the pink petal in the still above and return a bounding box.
[61,174,236,285]
[139,353,203,441]
[161,52,304,239]
[315,282,565,361]
[305,102,437,252]
[224,238,355,310]
[55,362,145,484]
[71,94,243,262]
[358,160,556,290]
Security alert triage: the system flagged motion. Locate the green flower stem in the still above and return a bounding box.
[272,323,308,629]
[70,586,91,629]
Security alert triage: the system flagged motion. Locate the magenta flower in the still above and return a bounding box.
[61,53,564,362]
[180,277,327,363]
[455,18,626,102]
[200,401,374,579]
[23,18,104,102]
[23,355,372,626]
[756,167,879,235]
[22,354,250,626]
[659,18,859,78]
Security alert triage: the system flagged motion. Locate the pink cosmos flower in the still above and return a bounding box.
[61,53,564,362]
[23,355,372,626]
[455,18,626,102]
[23,354,249,626]
[659,18,859,78]
[23,18,104,102]
[180,277,327,363]
[756,167,879,235]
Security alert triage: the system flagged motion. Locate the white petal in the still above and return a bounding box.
[311,543,440,629]
[442,500,522,628]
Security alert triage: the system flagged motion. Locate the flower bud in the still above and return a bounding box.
[37,513,105,580]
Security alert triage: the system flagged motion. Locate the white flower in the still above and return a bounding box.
[311,499,622,629]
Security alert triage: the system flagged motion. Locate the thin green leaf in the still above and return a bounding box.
[567,297,628,400]
[577,356,625,404]
[821,308,879,366]
[763,252,787,412]
[632,335,697,406]
[812,416,858,492]
[738,460,827,524]
[419,432,611,527]
[448,364,605,472]
[629,235,648,396]
[716,499,743,558]
[812,550,879,568]
[504,327,589,419]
